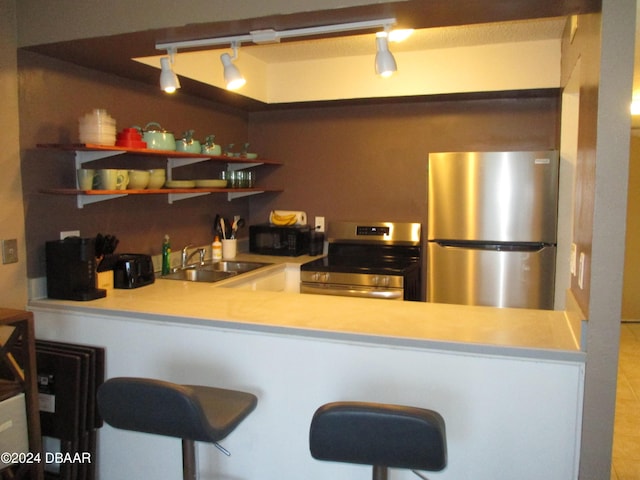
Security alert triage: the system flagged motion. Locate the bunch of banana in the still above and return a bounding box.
[270,211,298,226]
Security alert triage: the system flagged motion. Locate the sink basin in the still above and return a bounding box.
[161,261,272,283]
[201,261,272,274]
[162,269,235,283]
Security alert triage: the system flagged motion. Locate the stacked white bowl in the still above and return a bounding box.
[79,109,116,145]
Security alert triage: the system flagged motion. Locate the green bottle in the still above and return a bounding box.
[162,234,171,275]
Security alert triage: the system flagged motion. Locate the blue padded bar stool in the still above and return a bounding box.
[309,401,446,480]
[97,377,257,480]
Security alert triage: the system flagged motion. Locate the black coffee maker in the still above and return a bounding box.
[46,237,106,301]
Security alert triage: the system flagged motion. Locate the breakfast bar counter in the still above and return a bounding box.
[29,275,582,360]
[28,266,586,480]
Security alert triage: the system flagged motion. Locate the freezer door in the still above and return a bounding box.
[427,242,556,309]
[428,151,559,243]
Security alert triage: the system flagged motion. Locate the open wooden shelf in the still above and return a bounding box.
[40,187,283,195]
[37,144,283,207]
[36,143,282,165]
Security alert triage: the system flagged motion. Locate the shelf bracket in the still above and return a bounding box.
[227,190,265,201]
[75,150,126,168]
[168,192,211,204]
[227,162,264,171]
[77,193,127,209]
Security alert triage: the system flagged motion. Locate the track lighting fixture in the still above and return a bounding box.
[159,48,180,93]
[220,41,246,90]
[375,31,397,78]
[156,18,397,51]
[155,18,402,90]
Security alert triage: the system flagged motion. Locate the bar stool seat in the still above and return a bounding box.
[97,377,257,480]
[309,401,446,480]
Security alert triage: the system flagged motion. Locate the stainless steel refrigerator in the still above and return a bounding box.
[427,150,559,309]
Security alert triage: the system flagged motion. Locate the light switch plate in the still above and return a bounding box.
[2,239,18,264]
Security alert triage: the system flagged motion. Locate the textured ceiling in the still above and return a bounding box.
[133,16,568,104]
[133,16,566,104]
[193,17,568,63]
[23,0,607,109]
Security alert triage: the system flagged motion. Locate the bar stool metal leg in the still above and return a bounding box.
[373,465,388,480]
[182,439,196,480]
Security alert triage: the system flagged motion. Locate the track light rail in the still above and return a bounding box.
[155,18,396,51]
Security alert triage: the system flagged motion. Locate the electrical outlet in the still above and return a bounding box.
[570,243,577,276]
[578,252,586,290]
[315,216,325,232]
[2,239,18,264]
[60,230,80,240]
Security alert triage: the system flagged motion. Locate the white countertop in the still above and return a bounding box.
[28,253,584,362]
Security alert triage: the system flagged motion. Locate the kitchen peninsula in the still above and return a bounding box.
[28,260,585,480]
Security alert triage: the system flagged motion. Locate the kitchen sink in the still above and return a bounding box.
[161,261,272,283]
[201,261,272,274]
[162,269,235,283]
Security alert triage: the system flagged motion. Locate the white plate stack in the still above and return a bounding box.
[79,109,116,145]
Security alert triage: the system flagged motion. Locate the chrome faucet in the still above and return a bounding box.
[181,245,206,268]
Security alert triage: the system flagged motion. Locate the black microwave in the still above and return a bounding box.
[249,224,311,256]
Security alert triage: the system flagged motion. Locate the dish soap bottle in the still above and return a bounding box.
[162,234,171,275]
[212,236,222,261]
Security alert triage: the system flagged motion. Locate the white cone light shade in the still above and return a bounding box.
[375,35,397,78]
[221,53,246,90]
[159,57,180,93]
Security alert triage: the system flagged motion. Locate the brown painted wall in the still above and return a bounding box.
[248,97,560,231]
[19,50,250,277]
[0,0,28,309]
[19,50,559,279]
[561,13,602,316]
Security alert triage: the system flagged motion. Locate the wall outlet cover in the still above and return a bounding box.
[578,252,586,290]
[60,230,80,240]
[2,239,18,264]
[570,243,577,276]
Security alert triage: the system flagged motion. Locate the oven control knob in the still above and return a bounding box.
[312,272,330,282]
[371,276,390,287]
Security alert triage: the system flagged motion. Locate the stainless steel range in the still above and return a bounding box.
[300,221,422,301]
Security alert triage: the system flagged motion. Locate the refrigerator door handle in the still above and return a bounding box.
[432,241,553,253]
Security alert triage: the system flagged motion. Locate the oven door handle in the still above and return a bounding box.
[300,283,404,300]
